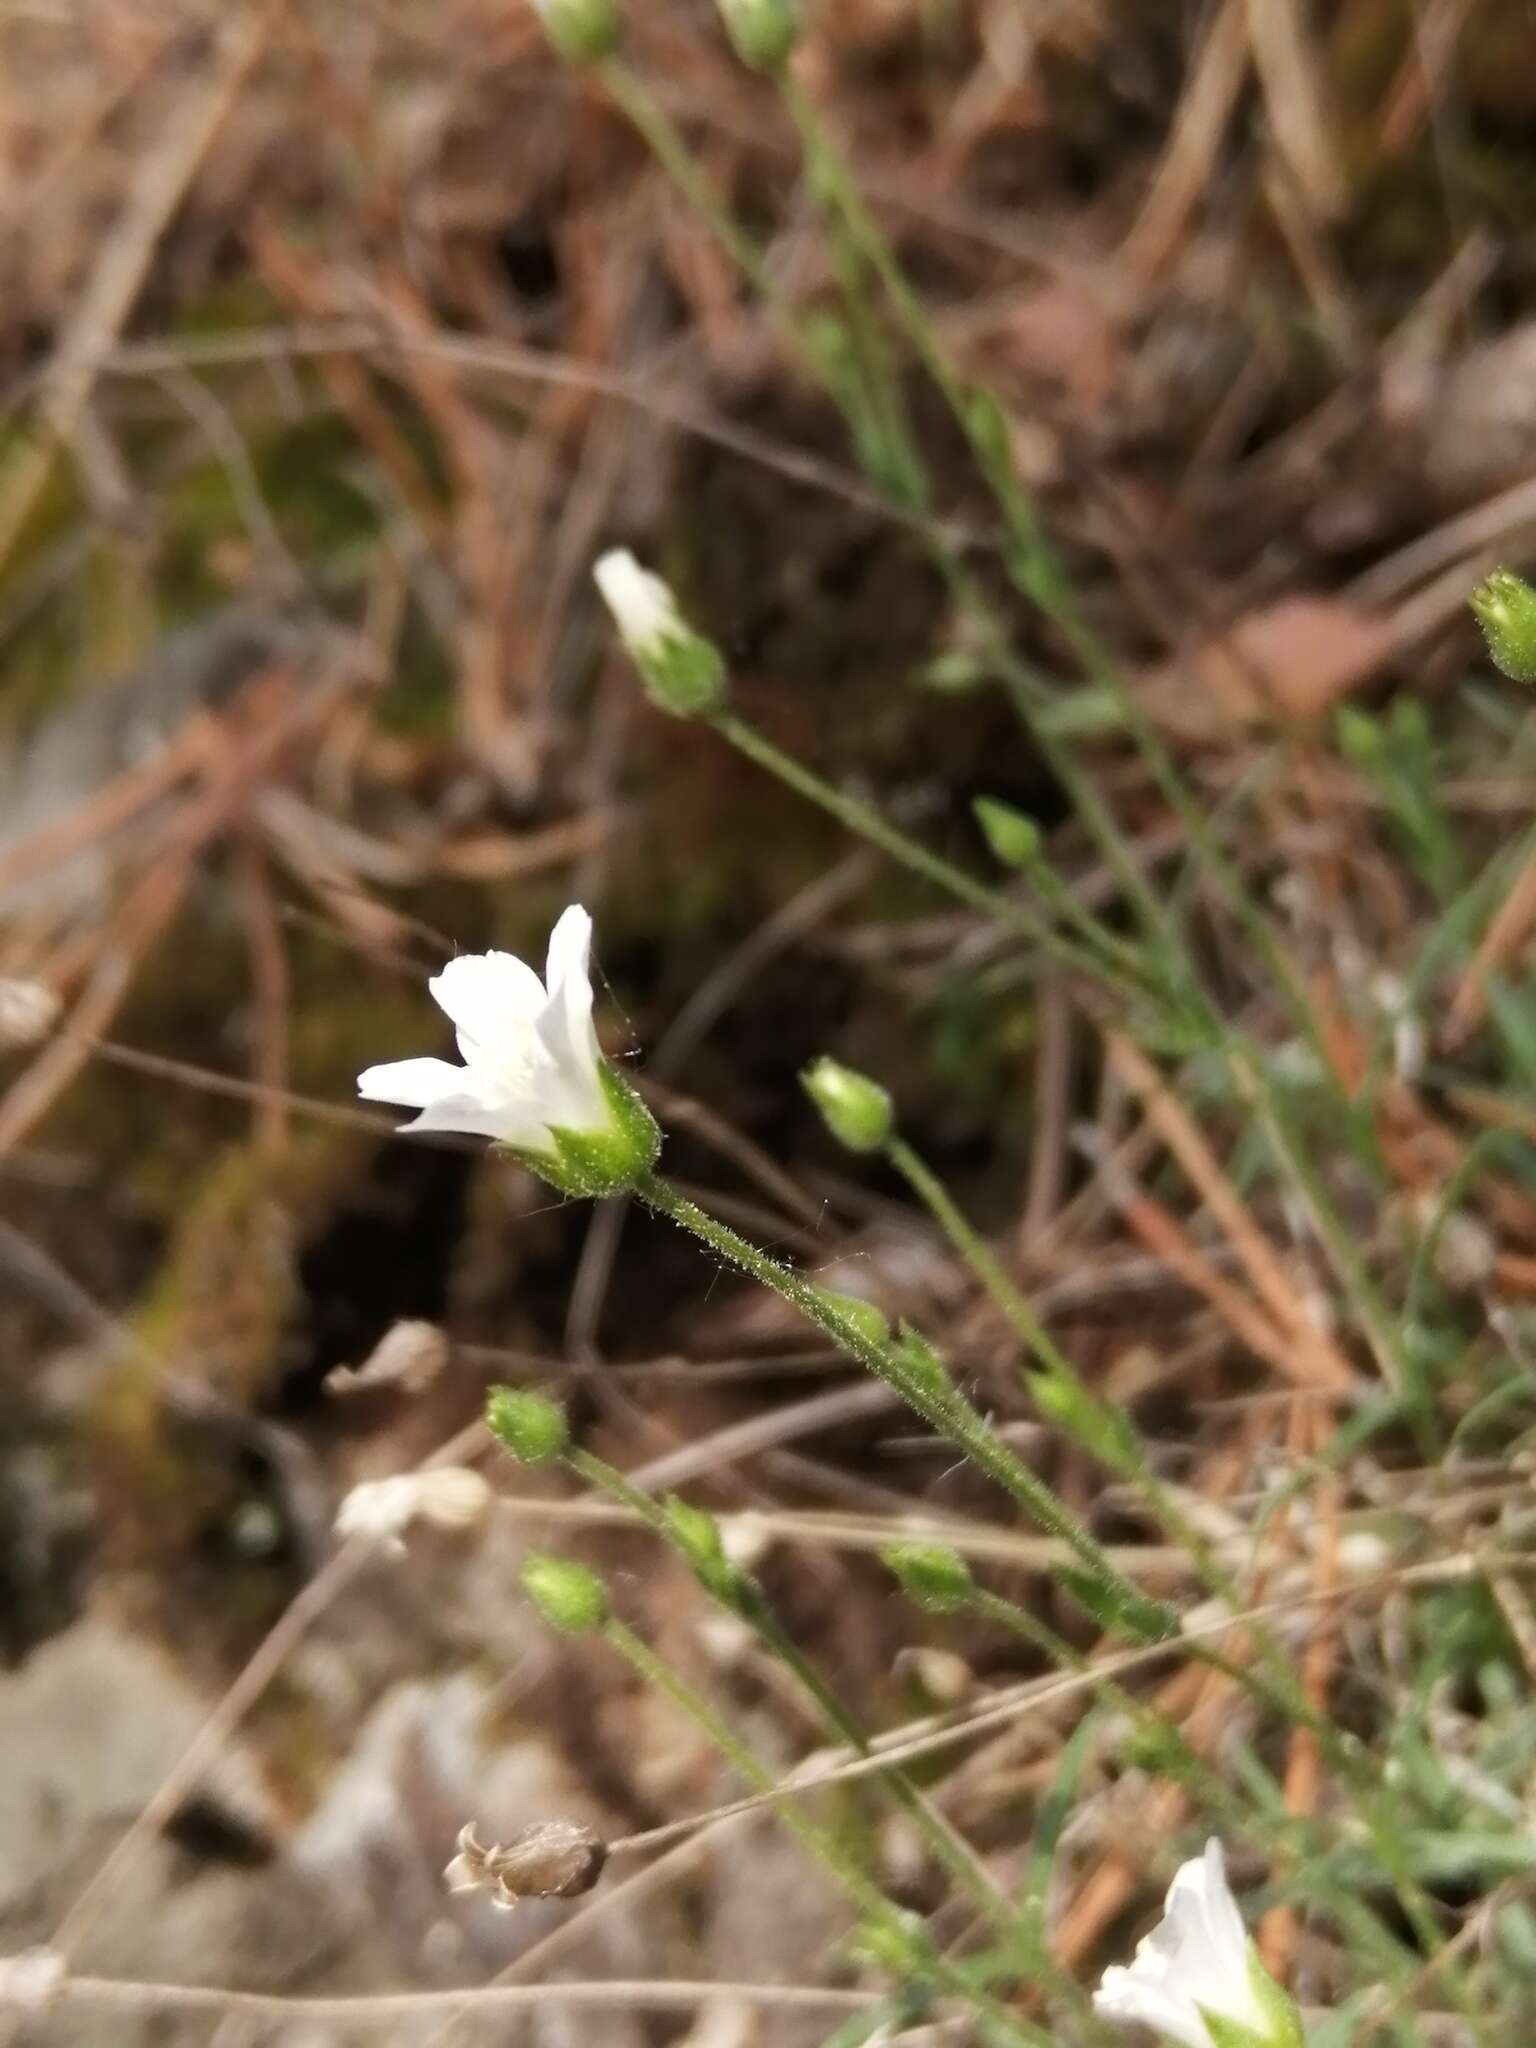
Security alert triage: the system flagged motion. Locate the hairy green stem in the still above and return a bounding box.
[635,1168,1174,1643]
[603,1618,1049,2046]
[566,1447,1019,1936]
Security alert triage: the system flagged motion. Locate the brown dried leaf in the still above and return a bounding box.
[1136,595,1395,737]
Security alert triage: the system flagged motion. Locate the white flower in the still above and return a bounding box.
[336,1468,491,1550]
[594,550,686,662]
[1093,1841,1280,2048]
[358,906,611,1152]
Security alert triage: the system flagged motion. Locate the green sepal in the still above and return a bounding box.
[1471,568,1536,684]
[1198,2015,1275,2048]
[889,1322,953,1397]
[881,1541,975,1614]
[660,1495,754,1610]
[814,1287,891,1350]
[503,1063,661,1198]
[1247,1944,1306,2048]
[1025,1366,1138,1473]
[635,626,728,717]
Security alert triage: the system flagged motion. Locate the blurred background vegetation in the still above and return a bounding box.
[6,1,1536,2042]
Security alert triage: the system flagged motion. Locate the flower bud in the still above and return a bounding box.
[532,0,619,63]
[1471,568,1536,684]
[973,796,1042,869]
[487,1386,570,1464]
[814,1287,891,1351]
[801,1055,893,1152]
[663,1496,750,1608]
[521,1553,610,1633]
[890,1323,952,1396]
[716,0,796,71]
[881,1541,975,1614]
[594,550,727,717]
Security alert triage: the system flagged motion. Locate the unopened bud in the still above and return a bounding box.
[801,1055,893,1152]
[716,0,796,70]
[521,1552,609,1633]
[882,1541,974,1614]
[594,550,727,716]
[973,796,1042,869]
[1471,569,1536,684]
[487,1385,570,1464]
[663,1495,749,1608]
[814,1288,891,1350]
[890,1323,952,1396]
[532,0,619,63]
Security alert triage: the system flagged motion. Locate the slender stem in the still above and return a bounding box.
[710,710,1130,988]
[567,1445,1021,1939]
[634,1168,1175,1643]
[886,1136,1077,1384]
[604,1619,1050,2048]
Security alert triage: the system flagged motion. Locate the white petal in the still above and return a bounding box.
[399,1091,548,1146]
[358,1057,469,1109]
[542,904,599,1054]
[1195,1839,1249,1962]
[429,951,547,1059]
[594,549,681,657]
[1094,1967,1212,2048]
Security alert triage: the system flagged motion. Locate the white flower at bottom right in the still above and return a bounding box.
[1093,1840,1301,2048]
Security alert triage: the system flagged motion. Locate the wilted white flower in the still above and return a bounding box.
[1094,1840,1299,2048]
[357,907,658,1192]
[0,1947,65,2012]
[593,550,726,715]
[445,1819,607,1909]
[0,978,61,1049]
[335,1467,491,1551]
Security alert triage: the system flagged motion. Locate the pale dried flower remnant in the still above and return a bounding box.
[325,1318,450,1398]
[0,1947,66,2013]
[334,1467,491,1551]
[445,1819,608,1910]
[1093,1840,1302,2047]
[0,978,61,1050]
